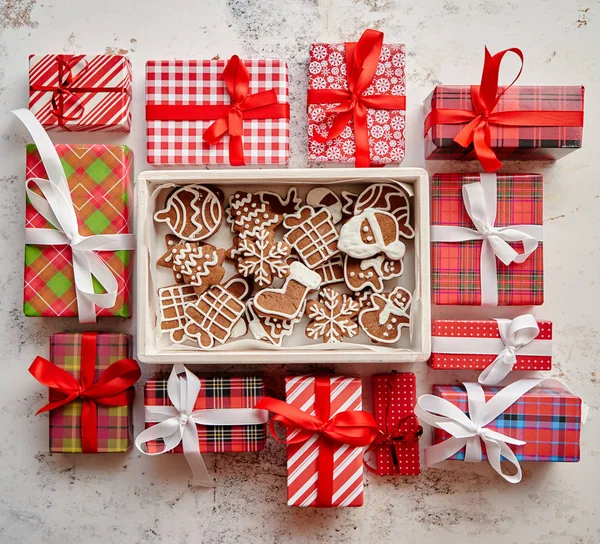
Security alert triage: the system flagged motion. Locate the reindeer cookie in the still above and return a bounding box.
[358,286,412,344]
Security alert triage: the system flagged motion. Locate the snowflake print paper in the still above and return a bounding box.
[233,230,291,287]
[305,288,360,344]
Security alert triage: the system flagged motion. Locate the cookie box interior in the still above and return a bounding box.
[136,168,431,363]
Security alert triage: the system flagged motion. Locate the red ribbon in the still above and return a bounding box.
[145,55,290,166]
[30,55,127,127]
[255,376,379,507]
[29,332,140,453]
[306,29,407,168]
[424,47,585,172]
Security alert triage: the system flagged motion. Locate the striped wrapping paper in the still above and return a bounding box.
[432,384,581,462]
[424,85,584,161]
[29,54,132,132]
[285,375,365,507]
[48,332,133,453]
[143,375,267,453]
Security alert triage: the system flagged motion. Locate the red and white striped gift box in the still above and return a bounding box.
[145,59,290,166]
[285,375,365,508]
[29,54,132,132]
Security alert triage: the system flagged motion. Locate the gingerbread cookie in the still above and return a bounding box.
[231,230,292,288]
[283,206,340,269]
[354,183,414,239]
[158,284,198,343]
[259,187,302,216]
[358,286,412,344]
[344,255,403,293]
[227,192,282,236]
[184,276,251,349]
[305,288,360,344]
[306,187,343,224]
[341,191,358,217]
[253,261,321,321]
[354,288,374,309]
[314,255,345,286]
[338,209,406,260]
[246,297,302,346]
[154,185,223,241]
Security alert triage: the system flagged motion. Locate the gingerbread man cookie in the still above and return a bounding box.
[305,288,360,344]
[157,284,198,343]
[227,192,282,236]
[344,255,403,293]
[358,286,412,344]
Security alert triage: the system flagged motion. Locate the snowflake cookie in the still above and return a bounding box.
[305,287,360,344]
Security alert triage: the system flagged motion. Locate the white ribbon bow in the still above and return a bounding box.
[14,109,136,323]
[135,364,269,487]
[430,173,543,306]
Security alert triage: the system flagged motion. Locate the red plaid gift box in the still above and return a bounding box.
[307,29,406,166]
[145,58,290,166]
[30,332,138,453]
[431,173,544,306]
[367,373,421,476]
[29,54,132,132]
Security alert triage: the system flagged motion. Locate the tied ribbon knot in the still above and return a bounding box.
[424,46,584,172]
[29,332,140,454]
[307,29,407,167]
[255,376,379,507]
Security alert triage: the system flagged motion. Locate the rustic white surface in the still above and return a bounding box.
[0,0,599,542]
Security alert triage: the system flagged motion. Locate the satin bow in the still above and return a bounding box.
[14,109,136,323]
[29,332,140,453]
[135,364,269,487]
[307,29,407,167]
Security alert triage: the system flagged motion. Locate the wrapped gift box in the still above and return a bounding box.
[307,34,406,165]
[430,318,552,371]
[431,383,582,462]
[45,332,136,453]
[145,58,290,166]
[29,54,132,132]
[142,374,267,453]
[431,173,544,306]
[24,143,133,318]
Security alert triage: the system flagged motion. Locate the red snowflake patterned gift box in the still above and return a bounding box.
[431,172,544,306]
[307,29,406,166]
[29,54,132,132]
[145,56,290,166]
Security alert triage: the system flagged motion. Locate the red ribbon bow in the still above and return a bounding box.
[307,29,407,167]
[255,376,379,507]
[29,332,140,453]
[424,47,585,172]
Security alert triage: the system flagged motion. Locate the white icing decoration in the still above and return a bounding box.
[157,284,198,344]
[306,187,343,224]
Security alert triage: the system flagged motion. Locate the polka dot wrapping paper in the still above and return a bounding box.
[430,319,552,371]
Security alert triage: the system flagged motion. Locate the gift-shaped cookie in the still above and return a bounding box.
[431,173,543,306]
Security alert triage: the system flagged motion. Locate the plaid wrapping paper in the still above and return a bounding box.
[431,173,544,306]
[432,384,581,462]
[285,375,365,507]
[424,85,584,161]
[48,332,133,453]
[307,42,406,165]
[430,319,552,370]
[29,54,132,132]
[24,143,133,318]
[145,59,290,165]
[372,373,420,475]
[143,375,266,453]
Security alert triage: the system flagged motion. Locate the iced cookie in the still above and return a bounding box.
[341,191,358,217]
[306,187,343,224]
[158,284,198,343]
[358,286,412,344]
[227,192,282,236]
[259,187,302,216]
[344,255,404,293]
[313,255,345,286]
[305,288,360,344]
[246,297,302,346]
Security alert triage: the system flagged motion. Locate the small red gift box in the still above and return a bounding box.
[29,54,132,132]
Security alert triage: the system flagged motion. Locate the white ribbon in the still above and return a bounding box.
[14,109,136,323]
[416,379,550,484]
[432,314,550,385]
[135,364,269,487]
[430,173,543,306]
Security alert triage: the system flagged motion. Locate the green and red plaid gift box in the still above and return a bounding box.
[143,374,267,453]
[24,143,133,318]
[431,173,544,306]
[431,383,582,462]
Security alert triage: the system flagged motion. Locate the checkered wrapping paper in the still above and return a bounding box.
[372,373,420,475]
[430,319,552,370]
[145,59,290,165]
[307,42,406,165]
[29,54,132,132]
[432,384,581,462]
[143,375,267,453]
[24,143,133,318]
[425,85,584,161]
[48,332,133,453]
[431,173,544,306]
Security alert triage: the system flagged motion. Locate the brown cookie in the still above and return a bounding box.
[258,187,302,216]
[313,255,345,286]
[227,192,282,236]
[344,254,403,293]
[154,185,223,241]
[246,297,303,346]
[358,286,412,344]
[305,288,360,344]
[341,191,358,217]
[158,284,198,343]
